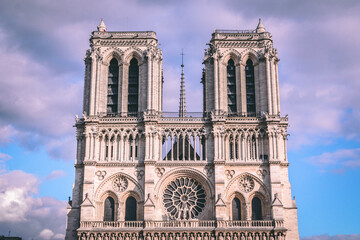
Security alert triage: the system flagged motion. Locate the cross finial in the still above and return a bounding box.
[181,48,185,67]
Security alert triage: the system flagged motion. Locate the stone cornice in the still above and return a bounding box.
[82,161,145,167]
[225,162,269,167]
[92,31,157,40]
[268,161,290,167]
[155,162,210,167]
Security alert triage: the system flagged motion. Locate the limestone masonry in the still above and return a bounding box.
[66,19,300,240]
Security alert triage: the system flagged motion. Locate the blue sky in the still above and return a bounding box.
[0,0,360,239]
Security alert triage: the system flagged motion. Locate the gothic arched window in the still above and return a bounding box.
[104,196,115,221]
[251,196,262,220]
[128,58,139,113]
[227,59,237,114]
[232,197,242,220]
[245,59,256,115]
[107,58,119,113]
[125,196,137,221]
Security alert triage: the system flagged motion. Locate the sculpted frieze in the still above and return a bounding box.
[98,40,150,47]
[217,41,260,49]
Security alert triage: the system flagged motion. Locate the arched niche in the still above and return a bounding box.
[94,172,144,221]
[225,172,271,220]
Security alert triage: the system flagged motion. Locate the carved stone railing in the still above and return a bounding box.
[217,220,282,228]
[145,220,215,229]
[80,221,143,229]
[84,111,283,124]
[214,29,257,34]
[93,31,157,38]
[79,220,284,230]
[94,111,273,119]
[212,29,272,40]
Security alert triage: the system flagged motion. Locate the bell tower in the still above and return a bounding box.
[203,19,280,116]
[202,19,299,239]
[83,19,163,116]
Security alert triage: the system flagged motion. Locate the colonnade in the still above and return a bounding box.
[82,131,143,162]
[78,127,287,163]
[160,129,207,161]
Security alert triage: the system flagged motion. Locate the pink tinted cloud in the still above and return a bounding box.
[0,170,66,239]
[306,148,360,170]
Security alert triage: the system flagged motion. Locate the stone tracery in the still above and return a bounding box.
[163,177,206,220]
[112,176,128,192]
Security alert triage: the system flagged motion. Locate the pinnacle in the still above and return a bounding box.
[97,18,107,32]
[256,18,266,33]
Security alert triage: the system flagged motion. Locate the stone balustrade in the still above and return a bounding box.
[144,220,215,229]
[79,220,284,230]
[80,221,144,229]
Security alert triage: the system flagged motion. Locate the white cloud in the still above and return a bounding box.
[0,170,66,239]
[44,170,67,180]
[53,233,66,239]
[306,148,360,171]
[0,170,38,222]
[273,13,360,148]
[0,27,81,161]
[39,229,54,240]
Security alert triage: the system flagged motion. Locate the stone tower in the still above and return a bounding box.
[66,19,299,240]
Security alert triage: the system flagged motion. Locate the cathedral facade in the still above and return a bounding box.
[66,19,299,240]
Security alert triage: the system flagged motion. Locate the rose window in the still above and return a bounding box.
[238,175,255,193]
[112,176,128,192]
[163,177,206,220]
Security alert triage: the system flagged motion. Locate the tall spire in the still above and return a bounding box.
[179,49,186,117]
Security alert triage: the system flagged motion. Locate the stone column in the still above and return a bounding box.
[265,57,272,115]
[118,62,123,112]
[170,134,174,161]
[143,124,156,220]
[147,54,153,111]
[76,136,82,164]
[275,59,281,114]
[84,134,90,161]
[122,63,129,113]
[132,137,136,161]
[214,57,219,111]
[255,133,260,161]
[283,133,288,162]
[193,134,197,160]
[240,63,247,113]
[214,160,226,220]
[235,63,242,113]
[88,56,97,115]
[107,137,111,161]
[270,58,278,115]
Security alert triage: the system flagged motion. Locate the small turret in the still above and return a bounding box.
[97,18,107,32]
[256,18,266,33]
